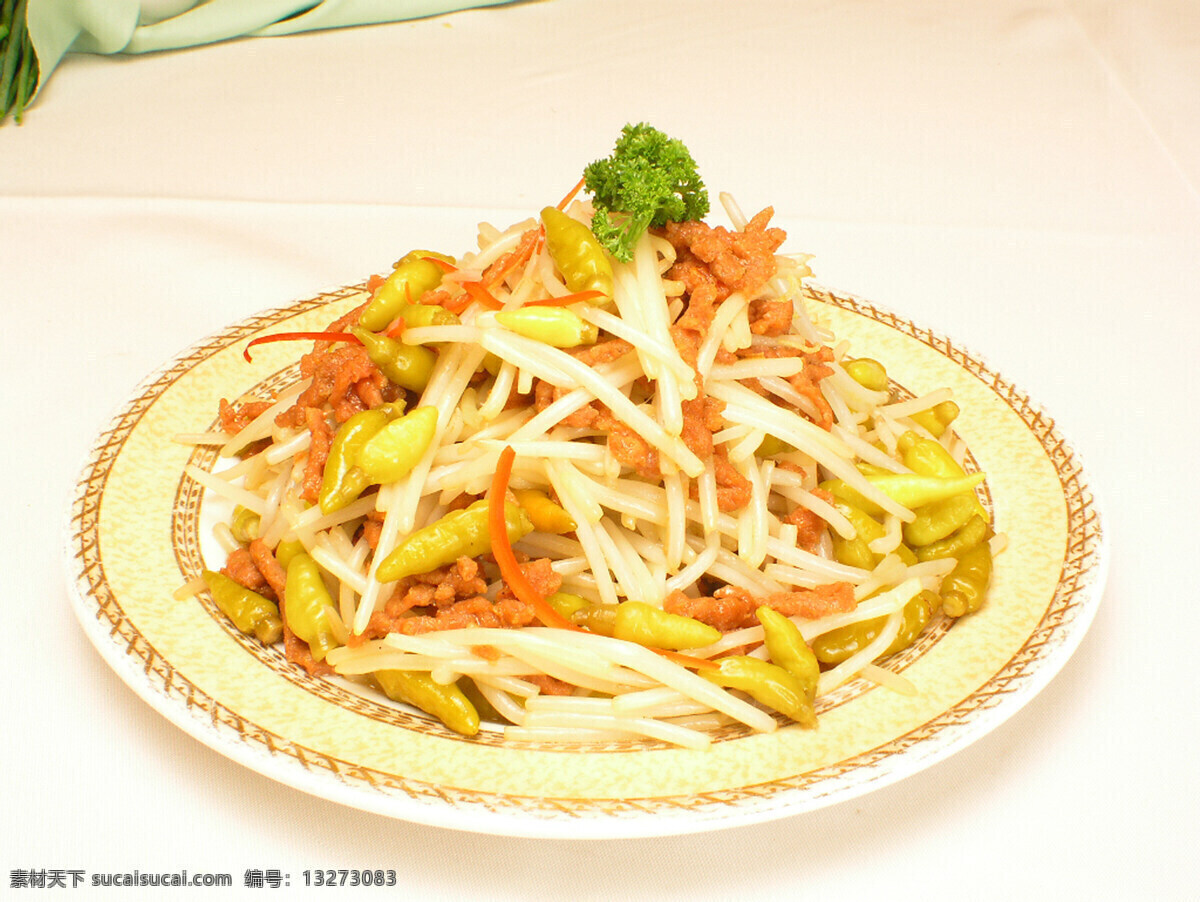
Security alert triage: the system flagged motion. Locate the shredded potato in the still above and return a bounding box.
[183,180,1002,747]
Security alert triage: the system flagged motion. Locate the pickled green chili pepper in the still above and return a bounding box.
[376,500,533,582]
[811,589,939,665]
[822,471,985,517]
[612,601,722,651]
[360,251,454,331]
[273,539,305,569]
[908,400,960,437]
[356,406,439,485]
[756,606,819,700]
[902,491,982,547]
[702,656,816,728]
[829,498,886,570]
[940,542,993,617]
[915,514,989,562]
[540,206,614,304]
[827,498,918,569]
[374,669,480,737]
[351,327,437,393]
[571,602,618,636]
[512,488,576,534]
[202,570,283,644]
[495,305,598,348]
[393,304,460,330]
[855,462,895,478]
[457,677,505,725]
[898,430,956,476]
[319,407,391,514]
[229,505,260,544]
[284,553,341,662]
[755,434,793,457]
[844,357,889,392]
[898,430,989,523]
[545,591,590,620]
[481,352,503,376]
[862,471,985,510]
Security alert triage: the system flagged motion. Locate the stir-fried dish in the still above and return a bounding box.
[181,125,1001,749]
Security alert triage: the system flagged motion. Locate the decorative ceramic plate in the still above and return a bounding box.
[66,282,1106,839]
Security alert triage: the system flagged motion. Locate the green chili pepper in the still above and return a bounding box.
[458,677,505,725]
[395,304,460,330]
[855,462,895,478]
[612,601,722,651]
[273,539,305,569]
[811,589,939,665]
[822,472,985,516]
[902,491,982,547]
[756,606,819,700]
[828,498,918,569]
[829,498,886,569]
[284,553,341,662]
[202,570,283,644]
[319,408,391,514]
[755,434,792,458]
[360,251,454,332]
[512,488,576,534]
[915,514,989,562]
[898,430,989,522]
[356,406,439,485]
[844,357,889,392]
[571,602,619,636]
[702,656,816,728]
[546,591,590,620]
[375,500,533,582]
[229,506,261,544]
[940,542,993,617]
[495,306,598,348]
[908,400,960,437]
[374,670,480,737]
[351,327,437,393]
[480,352,504,376]
[540,206,614,303]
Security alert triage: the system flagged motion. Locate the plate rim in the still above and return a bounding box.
[64,280,1108,839]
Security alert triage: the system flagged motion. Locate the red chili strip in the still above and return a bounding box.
[489,446,578,630]
[243,331,360,363]
[524,289,606,307]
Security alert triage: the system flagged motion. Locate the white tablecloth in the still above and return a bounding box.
[3,1,1197,898]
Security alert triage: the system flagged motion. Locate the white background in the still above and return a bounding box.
[2,1,1198,899]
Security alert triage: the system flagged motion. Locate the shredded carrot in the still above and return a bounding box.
[439,290,473,316]
[489,446,717,670]
[556,176,586,211]
[243,331,360,363]
[489,446,578,630]
[461,280,505,310]
[483,226,542,290]
[366,273,385,295]
[659,648,718,671]
[524,289,605,307]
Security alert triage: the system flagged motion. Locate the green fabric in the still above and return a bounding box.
[25,0,514,101]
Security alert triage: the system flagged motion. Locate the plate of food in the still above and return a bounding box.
[66,125,1106,838]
